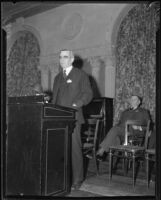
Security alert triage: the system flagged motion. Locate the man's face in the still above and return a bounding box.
[59,50,73,69]
[130,95,140,109]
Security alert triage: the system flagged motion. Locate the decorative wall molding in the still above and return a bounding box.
[2,2,65,26]
[3,23,12,39]
[15,17,25,26]
[61,12,83,40]
[6,24,44,62]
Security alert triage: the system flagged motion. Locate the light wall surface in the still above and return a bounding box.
[6,3,136,97]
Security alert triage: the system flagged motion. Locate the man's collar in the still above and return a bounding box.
[64,66,73,76]
[130,106,140,111]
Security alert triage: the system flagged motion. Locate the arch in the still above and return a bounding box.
[110,4,137,66]
[7,25,44,60]
[7,29,41,96]
[112,4,158,124]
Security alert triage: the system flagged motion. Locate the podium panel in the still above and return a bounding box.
[45,129,66,195]
[6,96,75,197]
[41,120,72,196]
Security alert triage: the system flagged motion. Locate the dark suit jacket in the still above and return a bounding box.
[116,107,151,138]
[100,106,151,149]
[52,67,93,123]
[118,107,151,128]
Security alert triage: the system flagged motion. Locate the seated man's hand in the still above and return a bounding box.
[132,125,143,131]
[72,100,83,108]
[44,95,50,102]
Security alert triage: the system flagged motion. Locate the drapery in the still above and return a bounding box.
[114,4,160,124]
[7,31,41,97]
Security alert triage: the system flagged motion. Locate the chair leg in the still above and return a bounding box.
[113,156,118,170]
[93,150,99,175]
[123,158,125,175]
[132,154,135,187]
[123,158,128,176]
[109,150,113,183]
[146,154,149,188]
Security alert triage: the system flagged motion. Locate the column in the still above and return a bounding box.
[105,57,116,98]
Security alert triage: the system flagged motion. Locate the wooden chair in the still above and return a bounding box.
[82,115,103,175]
[109,120,151,187]
[145,148,155,188]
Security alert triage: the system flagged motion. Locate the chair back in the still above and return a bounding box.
[85,117,101,144]
[124,120,151,149]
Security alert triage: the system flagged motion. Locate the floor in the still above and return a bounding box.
[66,158,155,197]
[66,173,155,197]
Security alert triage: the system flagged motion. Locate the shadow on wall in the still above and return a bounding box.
[73,55,101,98]
[73,55,84,70]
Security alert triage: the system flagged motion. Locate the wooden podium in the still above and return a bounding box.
[6,96,76,197]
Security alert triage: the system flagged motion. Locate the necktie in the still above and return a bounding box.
[63,70,67,78]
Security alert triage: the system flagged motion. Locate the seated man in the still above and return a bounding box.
[95,94,151,161]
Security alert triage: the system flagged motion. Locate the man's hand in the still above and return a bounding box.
[132,125,143,131]
[44,95,50,103]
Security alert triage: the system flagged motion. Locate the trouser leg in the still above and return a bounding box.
[72,123,84,184]
[100,126,124,152]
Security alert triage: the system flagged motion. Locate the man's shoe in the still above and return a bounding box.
[85,152,93,159]
[71,182,82,190]
[96,147,105,156]
[96,152,108,161]
[96,154,104,161]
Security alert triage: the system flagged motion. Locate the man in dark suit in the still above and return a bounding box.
[95,95,151,160]
[52,49,93,189]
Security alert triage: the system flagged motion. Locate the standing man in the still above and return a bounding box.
[52,49,93,189]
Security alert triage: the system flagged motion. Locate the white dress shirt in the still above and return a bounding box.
[64,66,73,76]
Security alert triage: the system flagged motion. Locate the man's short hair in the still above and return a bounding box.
[60,49,74,59]
[131,94,142,104]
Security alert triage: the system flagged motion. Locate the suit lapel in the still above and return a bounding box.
[54,73,64,97]
[67,67,75,80]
